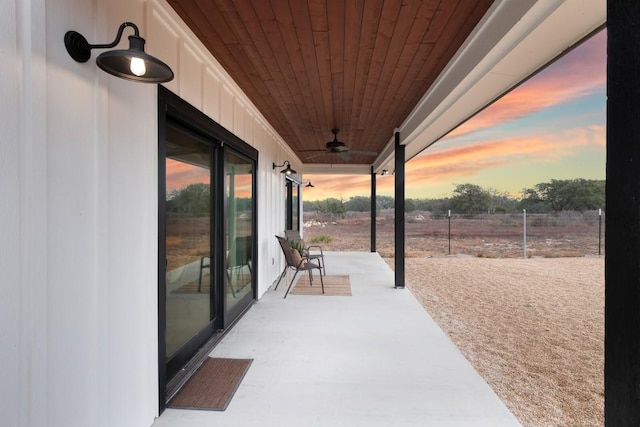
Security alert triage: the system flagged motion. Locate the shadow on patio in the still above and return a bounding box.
[153,251,521,427]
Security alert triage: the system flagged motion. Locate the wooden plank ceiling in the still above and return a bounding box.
[167,0,494,165]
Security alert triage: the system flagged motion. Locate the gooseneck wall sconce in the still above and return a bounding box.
[273,161,297,175]
[64,22,174,83]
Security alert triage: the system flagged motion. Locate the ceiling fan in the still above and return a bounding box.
[302,129,378,161]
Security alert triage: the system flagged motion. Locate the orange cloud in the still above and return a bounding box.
[305,125,604,200]
[304,175,374,200]
[409,126,603,182]
[166,159,210,192]
[167,162,254,197]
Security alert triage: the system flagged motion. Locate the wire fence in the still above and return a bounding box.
[303,210,605,258]
[418,210,604,258]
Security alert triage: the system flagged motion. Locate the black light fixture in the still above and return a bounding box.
[273,161,297,175]
[64,22,174,83]
[381,169,389,176]
[305,181,314,188]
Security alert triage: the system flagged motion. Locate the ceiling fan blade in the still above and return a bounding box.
[337,152,351,161]
[347,149,378,156]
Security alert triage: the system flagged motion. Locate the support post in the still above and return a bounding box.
[606,1,640,424]
[448,209,451,255]
[394,132,405,289]
[371,166,377,252]
[523,209,527,259]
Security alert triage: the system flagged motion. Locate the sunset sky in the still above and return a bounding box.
[304,29,606,201]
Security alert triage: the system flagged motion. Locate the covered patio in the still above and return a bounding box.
[153,251,520,426]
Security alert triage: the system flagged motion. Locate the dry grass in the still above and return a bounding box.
[403,256,604,427]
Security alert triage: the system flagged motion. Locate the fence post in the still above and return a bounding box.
[448,209,451,255]
[599,208,603,256]
[523,209,527,258]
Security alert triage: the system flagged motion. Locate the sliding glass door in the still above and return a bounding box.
[158,87,258,409]
[163,123,216,379]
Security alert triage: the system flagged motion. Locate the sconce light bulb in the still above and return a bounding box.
[130,57,146,76]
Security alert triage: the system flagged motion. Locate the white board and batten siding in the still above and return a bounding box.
[2,0,297,426]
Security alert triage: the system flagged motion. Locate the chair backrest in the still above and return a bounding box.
[284,229,302,242]
[276,235,297,267]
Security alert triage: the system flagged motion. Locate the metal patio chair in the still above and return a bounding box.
[274,235,324,298]
[284,229,325,276]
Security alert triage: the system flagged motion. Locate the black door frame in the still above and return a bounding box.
[157,87,258,412]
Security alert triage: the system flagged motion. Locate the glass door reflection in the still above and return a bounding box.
[164,125,215,362]
[225,151,254,318]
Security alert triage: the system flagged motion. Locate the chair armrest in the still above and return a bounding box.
[306,244,324,255]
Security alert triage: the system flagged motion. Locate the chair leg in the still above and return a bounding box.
[284,270,299,299]
[274,266,288,290]
[226,269,237,297]
[319,268,324,294]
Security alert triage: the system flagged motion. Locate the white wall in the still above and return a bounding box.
[1,0,298,426]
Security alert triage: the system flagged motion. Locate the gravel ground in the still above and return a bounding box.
[395,256,604,427]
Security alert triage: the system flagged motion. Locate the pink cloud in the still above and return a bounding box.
[166,159,209,192]
[447,31,606,139]
[306,124,604,200]
[408,126,604,184]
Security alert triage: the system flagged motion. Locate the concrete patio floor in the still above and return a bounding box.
[153,251,521,427]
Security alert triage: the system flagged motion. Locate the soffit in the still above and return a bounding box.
[167,0,493,167]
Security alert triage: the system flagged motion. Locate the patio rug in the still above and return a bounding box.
[290,275,351,296]
[169,357,253,411]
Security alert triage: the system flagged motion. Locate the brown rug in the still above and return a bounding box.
[169,357,252,411]
[290,274,352,296]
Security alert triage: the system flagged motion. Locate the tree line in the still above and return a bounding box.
[166,182,252,215]
[304,179,605,217]
[165,179,605,218]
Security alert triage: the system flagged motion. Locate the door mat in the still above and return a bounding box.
[291,275,352,296]
[168,357,253,411]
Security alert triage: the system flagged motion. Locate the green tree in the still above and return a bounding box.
[405,198,417,212]
[488,189,519,213]
[345,196,371,212]
[376,195,395,210]
[449,183,492,214]
[166,183,210,216]
[316,197,346,218]
[412,197,451,215]
[525,179,605,211]
[303,200,319,212]
[519,188,551,212]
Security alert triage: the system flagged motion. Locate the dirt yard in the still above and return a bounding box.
[303,211,604,426]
